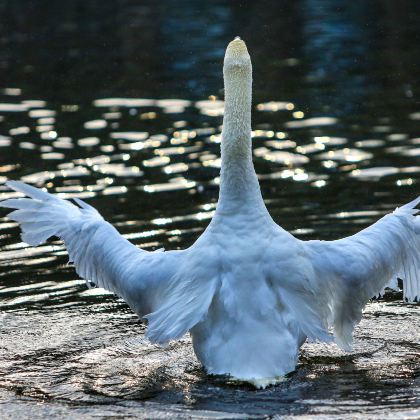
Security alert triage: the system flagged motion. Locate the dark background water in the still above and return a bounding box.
[0,1,419,418]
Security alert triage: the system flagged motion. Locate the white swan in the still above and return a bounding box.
[1,38,419,388]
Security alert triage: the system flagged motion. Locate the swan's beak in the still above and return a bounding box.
[224,37,251,70]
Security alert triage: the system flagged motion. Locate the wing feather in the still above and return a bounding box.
[0,181,218,344]
[306,198,420,350]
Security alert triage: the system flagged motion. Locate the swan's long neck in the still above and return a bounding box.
[217,39,265,214]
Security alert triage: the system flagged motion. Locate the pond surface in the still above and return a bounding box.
[0,0,419,418]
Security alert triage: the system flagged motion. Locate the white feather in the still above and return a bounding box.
[1,38,419,388]
[305,202,420,350]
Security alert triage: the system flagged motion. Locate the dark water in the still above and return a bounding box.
[0,1,419,418]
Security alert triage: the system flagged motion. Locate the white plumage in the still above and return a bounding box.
[1,38,419,388]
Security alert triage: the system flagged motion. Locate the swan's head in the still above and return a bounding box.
[224,37,251,77]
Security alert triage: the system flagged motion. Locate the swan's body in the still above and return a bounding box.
[1,38,419,388]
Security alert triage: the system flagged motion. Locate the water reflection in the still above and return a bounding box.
[301,0,372,115]
[0,0,419,418]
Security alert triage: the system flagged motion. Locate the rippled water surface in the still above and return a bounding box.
[0,1,419,418]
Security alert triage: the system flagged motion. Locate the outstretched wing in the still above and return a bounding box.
[305,197,420,350]
[0,181,217,343]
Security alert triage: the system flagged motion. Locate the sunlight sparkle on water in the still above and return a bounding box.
[0,6,419,418]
